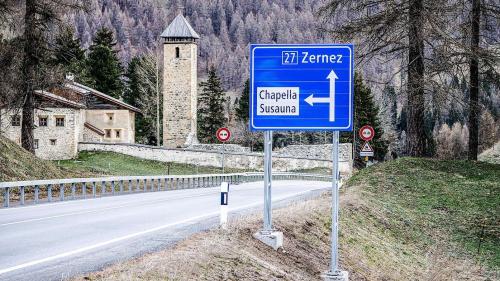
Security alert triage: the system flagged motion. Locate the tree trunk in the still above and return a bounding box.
[468,0,480,160]
[406,0,426,157]
[21,0,37,153]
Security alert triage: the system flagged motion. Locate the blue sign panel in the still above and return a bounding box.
[250,44,354,131]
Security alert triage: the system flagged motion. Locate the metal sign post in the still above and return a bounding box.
[222,142,225,174]
[263,130,273,233]
[216,128,231,174]
[328,131,342,276]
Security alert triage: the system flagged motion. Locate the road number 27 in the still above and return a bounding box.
[282,51,298,65]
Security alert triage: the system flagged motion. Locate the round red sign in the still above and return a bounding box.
[359,125,375,141]
[216,128,231,143]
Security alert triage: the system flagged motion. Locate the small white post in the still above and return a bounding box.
[220,182,229,229]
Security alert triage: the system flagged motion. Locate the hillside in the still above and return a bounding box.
[66,0,327,89]
[74,158,499,280]
[0,136,87,181]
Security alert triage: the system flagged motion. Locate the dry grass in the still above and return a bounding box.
[0,136,94,182]
[73,188,490,281]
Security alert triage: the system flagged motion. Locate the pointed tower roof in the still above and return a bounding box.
[161,14,200,39]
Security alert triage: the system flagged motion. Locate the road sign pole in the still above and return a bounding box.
[331,131,340,272]
[263,130,273,232]
[222,142,225,174]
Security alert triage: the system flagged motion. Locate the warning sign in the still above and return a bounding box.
[360,142,374,157]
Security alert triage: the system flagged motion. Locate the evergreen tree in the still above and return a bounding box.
[235,79,249,122]
[123,57,141,106]
[86,27,123,98]
[198,66,227,143]
[351,73,388,168]
[53,27,88,81]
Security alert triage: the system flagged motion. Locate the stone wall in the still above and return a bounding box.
[78,142,353,174]
[275,144,352,160]
[1,108,83,160]
[189,143,251,153]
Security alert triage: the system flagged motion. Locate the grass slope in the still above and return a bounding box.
[349,158,499,269]
[75,158,498,281]
[56,151,244,176]
[0,136,86,181]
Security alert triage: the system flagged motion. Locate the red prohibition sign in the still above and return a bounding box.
[216,128,231,143]
[359,125,375,142]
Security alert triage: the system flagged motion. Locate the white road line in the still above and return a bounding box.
[0,189,321,276]
[0,190,220,227]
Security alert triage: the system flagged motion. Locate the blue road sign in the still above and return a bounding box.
[250,44,354,131]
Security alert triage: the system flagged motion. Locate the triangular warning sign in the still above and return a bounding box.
[361,142,374,152]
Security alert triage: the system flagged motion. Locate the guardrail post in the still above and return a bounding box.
[128,180,132,192]
[60,183,65,201]
[102,181,106,195]
[92,182,96,198]
[48,184,52,202]
[20,186,25,205]
[119,180,124,194]
[3,187,9,208]
[111,181,115,195]
[82,182,87,198]
[136,179,140,192]
[71,183,76,200]
[34,185,39,204]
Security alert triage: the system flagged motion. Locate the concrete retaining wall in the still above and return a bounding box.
[78,142,353,174]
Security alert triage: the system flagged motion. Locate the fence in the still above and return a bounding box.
[0,173,333,208]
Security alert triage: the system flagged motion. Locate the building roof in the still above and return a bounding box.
[84,122,105,136]
[160,14,200,39]
[66,82,142,114]
[35,90,86,109]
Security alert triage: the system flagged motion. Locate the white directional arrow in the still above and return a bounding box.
[304,70,338,122]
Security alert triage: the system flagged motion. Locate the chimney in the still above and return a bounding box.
[65,73,75,82]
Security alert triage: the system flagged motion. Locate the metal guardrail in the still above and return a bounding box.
[0,173,332,208]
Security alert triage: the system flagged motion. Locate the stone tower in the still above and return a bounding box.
[161,14,200,148]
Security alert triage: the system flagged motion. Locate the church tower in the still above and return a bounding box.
[161,14,200,148]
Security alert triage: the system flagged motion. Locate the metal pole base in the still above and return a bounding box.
[322,270,349,281]
[253,230,283,251]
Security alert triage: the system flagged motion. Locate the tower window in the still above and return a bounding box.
[175,47,180,58]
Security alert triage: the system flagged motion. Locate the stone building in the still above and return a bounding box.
[161,14,200,148]
[0,78,141,160]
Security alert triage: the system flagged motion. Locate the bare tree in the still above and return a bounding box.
[320,0,428,156]
[135,49,163,146]
[320,0,500,157]
[468,0,481,160]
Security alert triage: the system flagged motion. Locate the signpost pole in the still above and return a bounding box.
[222,142,225,174]
[263,130,273,232]
[331,131,340,272]
[324,130,348,280]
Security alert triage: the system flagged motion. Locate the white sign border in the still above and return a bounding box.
[250,44,353,131]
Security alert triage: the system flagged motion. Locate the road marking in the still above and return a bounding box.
[0,190,220,227]
[0,189,323,276]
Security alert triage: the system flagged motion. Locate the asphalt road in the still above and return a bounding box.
[0,180,328,281]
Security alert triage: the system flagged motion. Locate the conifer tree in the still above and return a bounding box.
[87,27,123,98]
[352,73,388,168]
[53,27,88,81]
[235,79,249,122]
[198,66,227,143]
